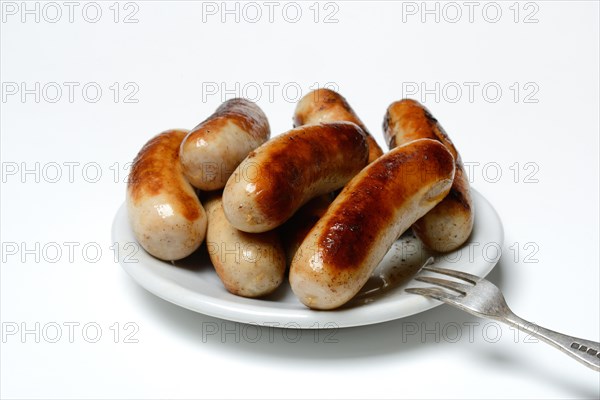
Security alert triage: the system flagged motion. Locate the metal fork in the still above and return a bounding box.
[405,258,600,371]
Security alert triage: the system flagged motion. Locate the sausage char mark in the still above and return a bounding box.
[253,123,368,224]
[128,130,200,221]
[318,140,454,272]
[294,89,383,163]
[190,98,269,141]
[384,99,458,161]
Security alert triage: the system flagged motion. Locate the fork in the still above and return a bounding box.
[405,258,600,371]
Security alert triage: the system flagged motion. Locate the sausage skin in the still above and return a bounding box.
[180,98,270,190]
[222,122,369,233]
[283,90,375,263]
[294,88,384,163]
[281,194,334,266]
[383,99,474,252]
[127,129,207,261]
[290,139,455,310]
[205,194,286,298]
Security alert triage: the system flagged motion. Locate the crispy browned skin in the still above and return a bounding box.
[383,99,474,252]
[127,129,207,261]
[180,98,270,190]
[290,139,455,309]
[203,98,269,139]
[129,130,200,221]
[252,124,365,223]
[294,89,384,163]
[284,90,374,260]
[281,194,334,265]
[318,140,454,271]
[222,122,369,233]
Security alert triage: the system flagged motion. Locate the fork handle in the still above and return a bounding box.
[503,313,600,371]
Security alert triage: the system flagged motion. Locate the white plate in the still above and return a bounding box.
[112,188,503,328]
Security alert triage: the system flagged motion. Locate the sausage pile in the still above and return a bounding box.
[126,90,474,310]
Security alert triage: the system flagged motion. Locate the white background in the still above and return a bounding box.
[1,1,599,398]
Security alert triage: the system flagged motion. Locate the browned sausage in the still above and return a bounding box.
[222,122,369,233]
[285,89,377,264]
[180,98,270,190]
[294,89,384,163]
[290,139,455,310]
[383,99,474,252]
[127,129,207,261]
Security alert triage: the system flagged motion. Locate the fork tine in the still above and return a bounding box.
[405,287,460,303]
[421,265,480,284]
[415,276,470,295]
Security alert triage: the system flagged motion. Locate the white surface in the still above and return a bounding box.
[113,189,503,328]
[1,1,599,399]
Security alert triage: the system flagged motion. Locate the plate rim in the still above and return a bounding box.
[113,188,504,329]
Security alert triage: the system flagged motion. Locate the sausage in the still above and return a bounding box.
[283,90,375,262]
[290,139,455,310]
[383,99,474,252]
[127,129,207,261]
[205,194,286,297]
[180,98,270,190]
[281,194,334,266]
[294,88,384,163]
[222,122,369,233]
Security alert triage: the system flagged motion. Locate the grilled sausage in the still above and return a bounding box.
[222,122,369,233]
[205,194,286,297]
[383,99,474,252]
[127,129,207,261]
[294,88,384,163]
[283,90,378,263]
[290,139,455,310]
[180,98,270,190]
